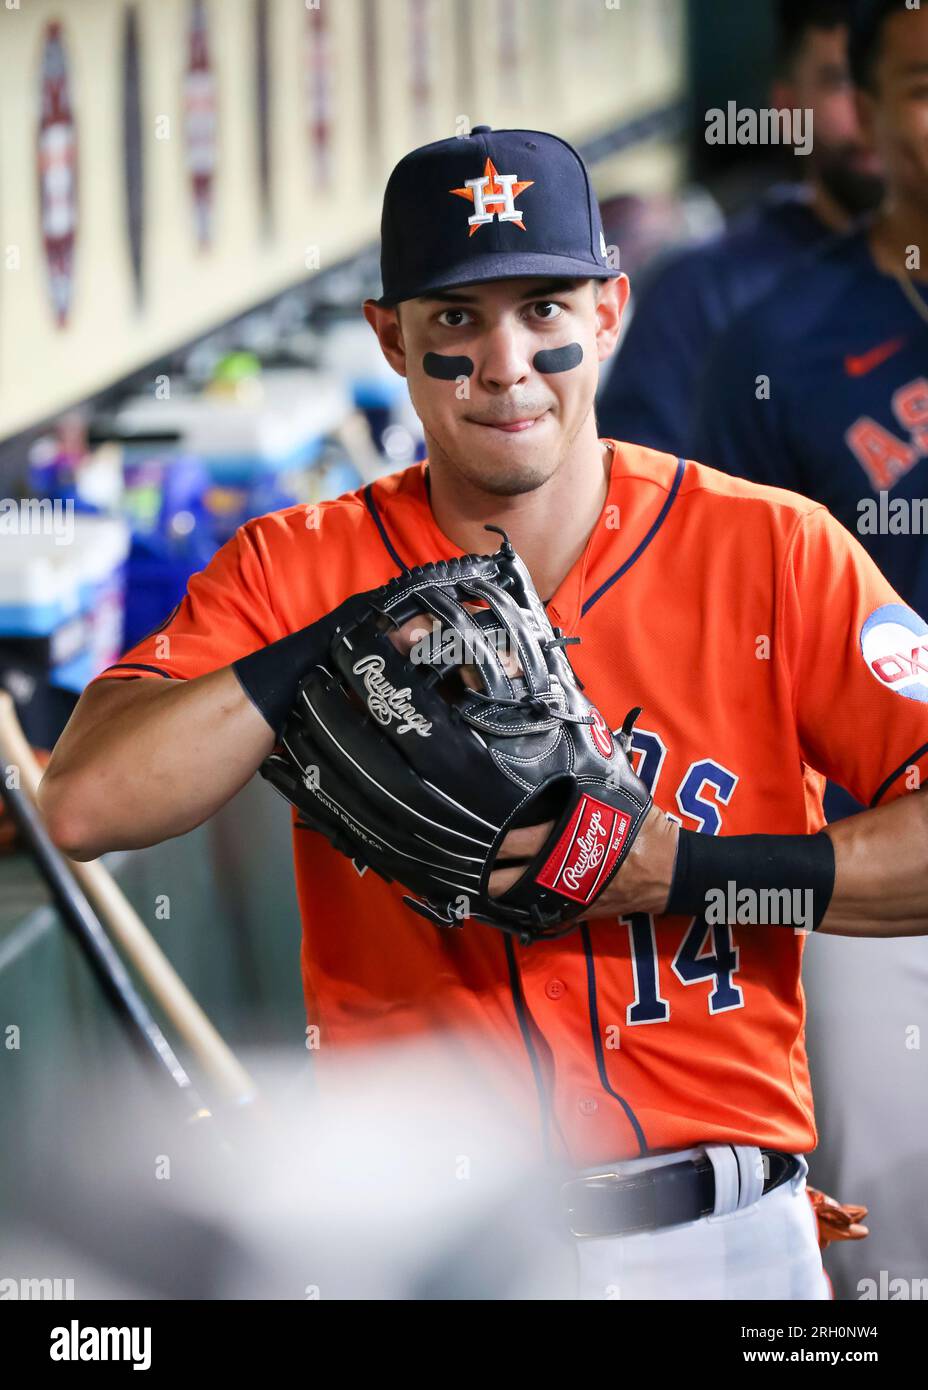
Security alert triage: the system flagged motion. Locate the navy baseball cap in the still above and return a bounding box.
[375,125,619,308]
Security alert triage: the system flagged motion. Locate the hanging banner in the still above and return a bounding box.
[454,0,475,121]
[498,0,522,105]
[305,2,334,189]
[408,0,433,140]
[37,21,78,328]
[123,4,144,303]
[183,0,218,249]
[362,0,381,181]
[255,0,272,233]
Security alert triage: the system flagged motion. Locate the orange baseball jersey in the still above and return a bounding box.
[93,443,928,1167]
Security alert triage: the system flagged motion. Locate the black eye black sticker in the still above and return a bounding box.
[423,353,474,379]
[533,343,583,374]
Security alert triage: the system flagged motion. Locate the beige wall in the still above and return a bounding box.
[0,0,684,439]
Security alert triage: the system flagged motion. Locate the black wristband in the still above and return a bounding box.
[667,829,836,930]
[233,590,379,737]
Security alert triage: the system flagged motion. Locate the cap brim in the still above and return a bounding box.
[376,253,622,308]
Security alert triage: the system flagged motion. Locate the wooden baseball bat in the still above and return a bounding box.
[0,689,257,1107]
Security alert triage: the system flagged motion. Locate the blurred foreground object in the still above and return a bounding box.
[1,1041,577,1300]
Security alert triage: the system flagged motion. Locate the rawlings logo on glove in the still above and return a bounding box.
[352,654,433,736]
[537,797,634,904]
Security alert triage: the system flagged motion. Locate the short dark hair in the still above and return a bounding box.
[776,0,855,76]
[849,0,912,90]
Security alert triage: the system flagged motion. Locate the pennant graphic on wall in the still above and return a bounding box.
[38,22,78,328]
[184,0,218,249]
[306,2,334,189]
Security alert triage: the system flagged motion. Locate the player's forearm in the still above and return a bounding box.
[39,668,276,859]
[612,792,928,937]
[39,587,388,861]
[818,789,928,936]
[656,792,928,937]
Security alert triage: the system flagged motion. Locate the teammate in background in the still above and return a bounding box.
[38,124,928,1300]
[695,0,928,622]
[693,0,928,1299]
[596,0,883,457]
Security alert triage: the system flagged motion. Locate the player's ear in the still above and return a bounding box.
[362,298,408,378]
[593,274,628,363]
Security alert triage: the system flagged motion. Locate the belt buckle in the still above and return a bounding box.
[560,1169,623,1240]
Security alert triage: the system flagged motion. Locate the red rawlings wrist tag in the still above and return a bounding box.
[535,794,632,904]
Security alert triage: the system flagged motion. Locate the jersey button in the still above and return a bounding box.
[545,978,566,1000]
[578,1096,599,1116]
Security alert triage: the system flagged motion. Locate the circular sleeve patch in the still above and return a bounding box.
[860,604,928,703]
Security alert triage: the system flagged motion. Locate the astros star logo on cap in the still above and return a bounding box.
[449,157,534,236]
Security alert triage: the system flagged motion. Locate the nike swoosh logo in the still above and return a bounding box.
[844,336,908,377]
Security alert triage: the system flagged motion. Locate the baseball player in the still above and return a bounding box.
[695,0,928,623]
[693,0,928,1296]
[597,0,883,457]
[39,123,928,1300]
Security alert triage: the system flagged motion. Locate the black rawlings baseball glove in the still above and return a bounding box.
[260,529,652,943]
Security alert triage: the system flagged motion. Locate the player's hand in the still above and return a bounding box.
[489,805,680,919]
[388,605,520,690]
